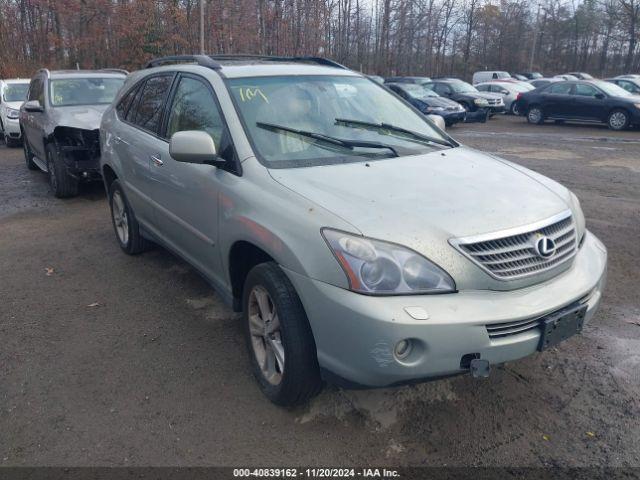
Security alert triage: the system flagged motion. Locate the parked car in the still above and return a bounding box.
[100,54,606,406]
[472,71,511,84]
[606,77,640,94]
[529,77,563,89]
[511,73,528,81]
[554,74,579,81]
[566,72,594,80]
[423,78,505,114]
[614,74,640,80]
[384,76,431,85]
[0,78,30,147]
[386,82,466,126]
[519,72,543,79]
[20,69,126,197]
[519,79,640,130]
[475,81,534,115]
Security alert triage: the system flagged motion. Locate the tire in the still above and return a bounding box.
[527,105,544,124]
[46,143,78,198]
[243,262,322,406]
[5,133,19,148]
[108,179,151,255]
[608,109,630,131]
[23,135,38,170]
[510,102,520,116]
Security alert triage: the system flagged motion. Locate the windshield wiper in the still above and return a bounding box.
[256,122,399,157]
[335,118,454,148]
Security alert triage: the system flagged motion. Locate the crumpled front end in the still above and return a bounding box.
[52,127,102,180]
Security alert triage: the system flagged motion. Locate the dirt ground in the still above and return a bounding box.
[1,115,639,467]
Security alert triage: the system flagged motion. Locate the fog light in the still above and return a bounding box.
[394,339,412,359]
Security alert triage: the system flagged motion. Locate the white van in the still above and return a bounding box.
[472,71,511,85]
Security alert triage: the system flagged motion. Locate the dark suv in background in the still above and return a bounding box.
[386,82,466,126]
[423,78,505,114]
[20,69,126,197]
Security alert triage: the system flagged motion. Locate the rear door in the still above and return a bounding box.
[148,73,236,282]
[116,74,175,228]
[571,83,608,121]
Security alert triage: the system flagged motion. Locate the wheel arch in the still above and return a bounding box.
[228,240,276,312]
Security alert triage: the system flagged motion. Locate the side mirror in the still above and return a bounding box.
[169,130,224,166]
[426,114,446,130]
[595,93,605,100]
[24,100,43,112]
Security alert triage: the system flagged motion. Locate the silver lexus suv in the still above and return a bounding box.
[100,55,607,406]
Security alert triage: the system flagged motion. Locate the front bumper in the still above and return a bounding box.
[2,117,21,137]
[439,111,466,125]
[285,231,607,388]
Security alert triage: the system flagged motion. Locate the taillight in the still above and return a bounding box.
[516,93,523,101]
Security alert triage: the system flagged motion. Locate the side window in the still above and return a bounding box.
[166,76,226,151]
[476,84,490,92]
[433,83,449,95]
[116,84,140,119]
[132,75,173,134]
[548,83,573,95]
[573,84,598,97]
[619,80,638,93]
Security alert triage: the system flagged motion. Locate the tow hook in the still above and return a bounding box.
[470,359,491,378]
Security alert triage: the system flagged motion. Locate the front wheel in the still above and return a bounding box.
[510,102,520,116]
[527,106,544,124]
[243,262,322,406]
[46,143,78,198]
[608,109,630,131]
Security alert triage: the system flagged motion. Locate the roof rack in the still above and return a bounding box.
[145,55,221,70]
[209,54,348,70]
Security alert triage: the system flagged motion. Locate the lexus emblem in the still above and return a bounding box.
[533,236,556,259]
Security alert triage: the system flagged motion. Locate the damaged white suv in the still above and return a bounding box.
[100,55,607,406]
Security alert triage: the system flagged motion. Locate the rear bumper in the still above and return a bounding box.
[285,231,607,388]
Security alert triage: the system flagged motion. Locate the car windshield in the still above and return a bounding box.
[399,84,439,99]
[595,81,632,97]
[495,72,511,79]
[49,77,124,107]
[4,84,29,102]
[450,81,478,93]
[228,75,451,168]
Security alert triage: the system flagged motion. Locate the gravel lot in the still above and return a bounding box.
[1,115,639,467]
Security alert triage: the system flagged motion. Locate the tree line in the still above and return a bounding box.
[1,0,639,81]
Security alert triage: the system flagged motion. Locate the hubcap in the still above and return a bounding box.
[529,109,541,123]
[248,285,284,385]
[112,191,129,245]
[610,112,626,129]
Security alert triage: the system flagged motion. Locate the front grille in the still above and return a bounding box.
[487,98,502,105]
[452,211,577,280]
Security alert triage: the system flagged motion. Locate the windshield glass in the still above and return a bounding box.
[399,84,438,99]
[4,84,29,102]
[49,77,124,107]
[450,81,478,93]
[595,81,632,97]
[496,72,511,79]
[228,75,451,168]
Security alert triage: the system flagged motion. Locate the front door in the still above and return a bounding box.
[23,76,47,159]
[571,84,608,121]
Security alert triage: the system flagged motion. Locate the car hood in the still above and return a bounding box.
[269,147,570,276]
[3,101,24,111]
[50,104,109,130]
[422,97,462,108]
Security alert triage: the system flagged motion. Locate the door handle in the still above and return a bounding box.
[114,135,130,145]
[150,154,164,166]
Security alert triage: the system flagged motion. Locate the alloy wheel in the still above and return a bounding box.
[111,190,129,246]
[528,108,542,123]
[247,285,284,385]
[609,111,627,130]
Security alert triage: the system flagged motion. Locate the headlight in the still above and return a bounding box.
[7,108,19,119]
[569,192,586,244]
[634,103,640,110]
[322,229,456,295]
[474,98,488,106]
